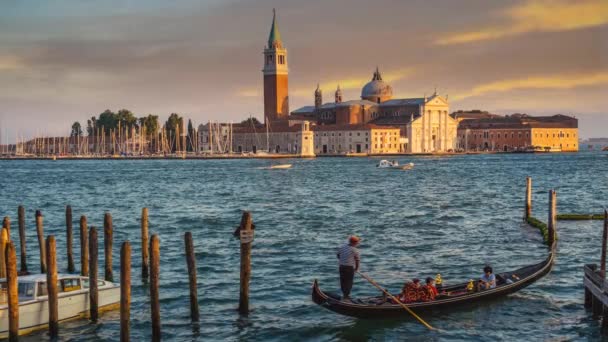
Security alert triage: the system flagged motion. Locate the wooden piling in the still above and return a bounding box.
[6,242,19,342]
[0,228,8,279]
[525,177,532,220]
[547,190,557,247]
[35,210,47,273]
[238,211,253,315]
[593,295,603,317]
[80,216,89,276]
[601,210,608,277]
[18,205,27,274]
[150,234,161,341]
[66,205,75,273]
[104,212,113,282]
[89,227,98,322]
[585,287,592,308]
[603,306,608,331]
[120,241,131,342]
[46,235,58,338]
[141,208,149,281]
[3,216,10,240]
[185,232,199,321]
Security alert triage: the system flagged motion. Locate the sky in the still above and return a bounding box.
[0,0,607,142]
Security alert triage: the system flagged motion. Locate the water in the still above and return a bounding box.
[0,152,607,341]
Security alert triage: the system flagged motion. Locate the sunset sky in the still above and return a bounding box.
[1,0,606,141]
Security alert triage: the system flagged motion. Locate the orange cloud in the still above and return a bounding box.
[0,55,24,71]
[436,0,608,45]
[237,89,261,97]
[453,71,608,100]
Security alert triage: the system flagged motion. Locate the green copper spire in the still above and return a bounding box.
[268,8,282,48]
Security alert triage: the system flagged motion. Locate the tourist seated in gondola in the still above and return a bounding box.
[422,277,439,301]
[396,279,421,303]
[477,265,496,290]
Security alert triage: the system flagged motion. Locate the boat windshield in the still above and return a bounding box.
[18,282,35,300]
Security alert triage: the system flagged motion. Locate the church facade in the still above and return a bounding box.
[291,69,458,153]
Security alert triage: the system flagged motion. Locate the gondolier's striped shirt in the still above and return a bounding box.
[337,244,360,267]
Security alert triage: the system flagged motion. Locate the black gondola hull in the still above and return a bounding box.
[312,251,554,319]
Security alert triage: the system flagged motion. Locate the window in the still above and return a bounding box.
[18,282,35,299]
[357,133,360,136]
[62,278,81,292]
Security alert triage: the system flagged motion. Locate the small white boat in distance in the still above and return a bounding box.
[377,160,414,170]
[0,274,120,338]
[270,164,292,169]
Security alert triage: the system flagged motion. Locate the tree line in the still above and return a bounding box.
[70,109,196,152]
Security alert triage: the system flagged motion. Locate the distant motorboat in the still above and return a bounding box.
[377,160,414,170]
[270,164,292,169]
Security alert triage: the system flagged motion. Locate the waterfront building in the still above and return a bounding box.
[457,114,579,152]
[291,70,459,153]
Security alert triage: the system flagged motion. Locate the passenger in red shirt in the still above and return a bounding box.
[424,277,439,300]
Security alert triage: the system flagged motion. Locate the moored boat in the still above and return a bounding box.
[312,250,554,319]
[270,164,292,169]
[0,274,120,337]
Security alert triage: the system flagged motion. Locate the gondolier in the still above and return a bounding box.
[337,235,360,300]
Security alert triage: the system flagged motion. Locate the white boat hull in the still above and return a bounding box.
[0,285,120,337]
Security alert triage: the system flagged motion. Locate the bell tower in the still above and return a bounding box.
[314,84,322,109]
[263,9,289,124]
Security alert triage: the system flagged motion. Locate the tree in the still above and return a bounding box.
[139,115,159,138]
[70,122,83,137]
[97,109,117,132]
[240,117,262,126]
[164,113,183,152]
[187,119,195,152]
[116,109,138,129]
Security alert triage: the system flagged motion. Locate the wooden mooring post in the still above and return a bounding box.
[46,235,59,338]
[6,242,19,342]
[18,205,27,274]
[66,205,75,273]
[150,234,161,341]
[601,209,608,277]
[104,212,113,282]
[141,208,149,281]
[239,211,253,315]
[3,216,10,240]
[35,210,46,273]
[80,215,89,276]
[89,227,99,322]
[547,190,557,247]
[185,232,199,321]
[120,241,131,342]
[525,177,532,220]
[0,228,8,279]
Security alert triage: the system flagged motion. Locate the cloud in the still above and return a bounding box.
[291,68,414,97]
[452,71,608,100]
[0,55,24,70]
[237,89,260,97]
[436,0,608,45]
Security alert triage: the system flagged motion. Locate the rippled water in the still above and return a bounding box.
[0,152,607,341]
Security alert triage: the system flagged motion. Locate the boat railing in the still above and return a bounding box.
[584,264,605,289]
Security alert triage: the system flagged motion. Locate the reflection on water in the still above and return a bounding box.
[1,152,607,341]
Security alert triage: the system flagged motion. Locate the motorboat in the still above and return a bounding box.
[377,160,414,170]
[270,164,292,169]
[0,274,120,338]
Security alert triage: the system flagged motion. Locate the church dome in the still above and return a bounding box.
[361,67,392,103]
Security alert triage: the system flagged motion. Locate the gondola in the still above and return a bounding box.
[312,248,555,319]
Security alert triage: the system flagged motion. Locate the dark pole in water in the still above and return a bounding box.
[185,232,199,321]
[3,216,10,240]
[120,241,131,342]
[66,205,75,273]
[6,242,19,342]
[150,234,161,341]
[80,216,89,276]
[525,177,532,220]
[46,235,59,338]
[141,208,149,281]
[18,205,27,274]
[35,210,46,273]
[104,212,113,282]
[89,227,99,322]
[602,210,608,277]
[239,211,253,315]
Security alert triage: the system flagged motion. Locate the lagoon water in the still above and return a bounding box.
[1,152,607,341]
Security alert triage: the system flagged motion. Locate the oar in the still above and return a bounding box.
[356,271,436,331]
